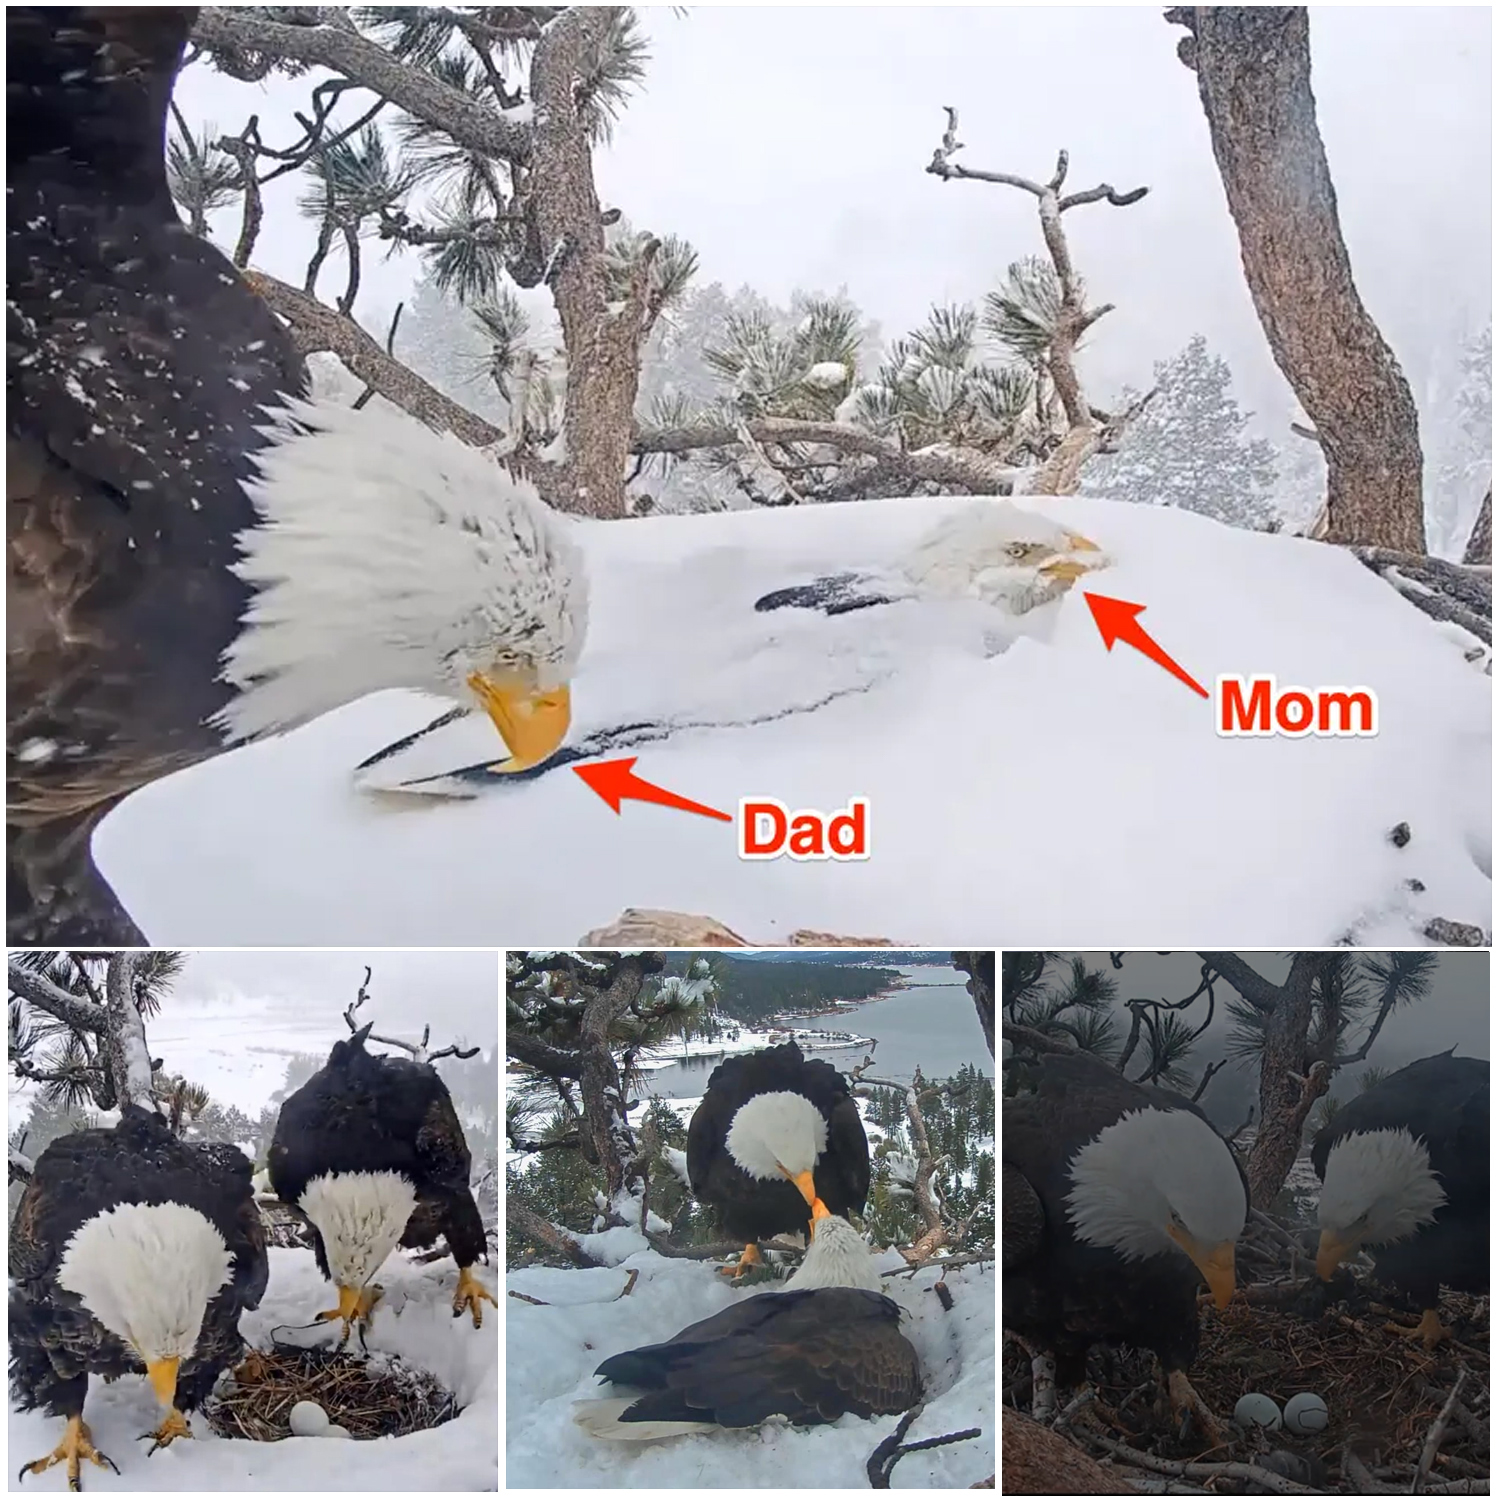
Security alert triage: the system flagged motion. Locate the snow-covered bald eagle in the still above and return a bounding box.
[6,7,587,946]
[754,502,1108,619]
[267,1025,495,1332]
[574,1208,921,1440]
[687,1042,871,1277]
[1003,1052,1246,1433]
[9,1107,267,1490]
[1312,1050,1488,1348]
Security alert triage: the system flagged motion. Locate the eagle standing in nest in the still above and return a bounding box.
[9,1107,267,1490]
[7,6,588,947]
[687,1041,871,1278]
[268,1024,495,1333]
[1312,1050,1489,1348]
[1003,1052,1247,1438]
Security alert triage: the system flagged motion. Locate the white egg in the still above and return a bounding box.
[1233,1392,1283,1431]
[289,1399,330,1436]
[324,1424,353,1439]
[1283,1392,1329,1434]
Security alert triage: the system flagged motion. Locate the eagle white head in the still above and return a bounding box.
[215,397,588,772]
[1315,1128,1446,1279]
[58,1201,234,1411]
[725,1090,829,1206]
[1065,1106,1246,1308]
[784,1210,883,1292]
[902,502,1109,615]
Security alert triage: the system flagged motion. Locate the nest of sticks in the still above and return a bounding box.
[1004,1211,1489,1495]
[204,1346,461,1443]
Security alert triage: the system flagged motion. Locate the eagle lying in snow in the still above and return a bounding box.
[9,1107,267,1490]
[575,1209,921,1440]
[7,7,587,946]
[687,1041,870,1278]
[1313,1050,1489,1348]
[268,1025,496,1332]
[1003,1052,1247,1438]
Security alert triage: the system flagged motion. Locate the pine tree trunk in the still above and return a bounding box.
[1463,487,1491,565]
[1245,954,1330,1210]
[1170,7,1425,552]
[578,955,657,1210]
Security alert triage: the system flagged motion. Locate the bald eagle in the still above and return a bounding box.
[9,1107,267,1490]
[754,504,1108,618]
[1003,1053,1246,1431]
[267,1025,495,1331]
[575,1209,921,1440]
[1312,1050,1488,1348]
[7,8,587,946]
[687,1041,870,1277]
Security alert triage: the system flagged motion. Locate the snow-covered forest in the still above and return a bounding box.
[7,951,499,1492]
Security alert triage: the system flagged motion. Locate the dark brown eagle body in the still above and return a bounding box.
[687,1041,870,1244]
[8,1107,268,1420]
[594,1286,921,1429]
[6,6,305,944]
[268,1029,488,1273]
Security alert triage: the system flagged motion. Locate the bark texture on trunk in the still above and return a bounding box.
[1170,7,1425,551]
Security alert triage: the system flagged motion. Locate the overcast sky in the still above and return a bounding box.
[174,6,1491,434]
[1051,951,1489,1129]
[170,948,501,1049]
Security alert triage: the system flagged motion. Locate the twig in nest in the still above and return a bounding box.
[865,1403,982,1489]
[1413,1368,1468,1494]
[613,1269,639,1300]
[509,1290,550,1307]
[1076,1429,1321,1495]
[203,1345,459,1443]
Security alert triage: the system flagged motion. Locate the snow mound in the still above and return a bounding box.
[97,494,1491,945]
[505,1244,993,1487]
[8,1247,497,1492]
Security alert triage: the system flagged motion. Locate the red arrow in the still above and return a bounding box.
[573,757,733,822]
[1082,592,1209,699]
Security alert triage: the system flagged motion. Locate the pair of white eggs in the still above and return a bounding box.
[289,1399,353,1439]
[1233,1390,1329,1434]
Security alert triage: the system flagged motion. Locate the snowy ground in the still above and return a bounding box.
[504,1242,993,1488]
[98,494,1491,945]
[8,1247,497,1493]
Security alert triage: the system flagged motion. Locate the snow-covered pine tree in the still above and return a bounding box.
[1082,334,1281,529]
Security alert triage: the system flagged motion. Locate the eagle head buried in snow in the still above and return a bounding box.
[901,503,1110,614]
[214,398,589,773]
[1064,1106,1246,1309]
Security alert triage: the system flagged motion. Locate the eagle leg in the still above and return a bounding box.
[318,1282,383,1341]
[453,1264,497,1328]
[1165,1369,1226,1448]
[17,1416,119,1491]
[715,1243,763,1278]
[1384,1307,1453,1349]
[140,1406,192,1455]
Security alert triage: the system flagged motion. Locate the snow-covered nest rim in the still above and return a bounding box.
[203,1345,460,1442]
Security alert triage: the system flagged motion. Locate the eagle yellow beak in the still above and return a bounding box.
[1316,1228,1355,1281]
[810,1196,832,1221]
[146,1355,180,1410]
[1039,532,1104,583]
[467,672,571,773]
[780,1166,819,1210]
[1167,1224,1237,1309]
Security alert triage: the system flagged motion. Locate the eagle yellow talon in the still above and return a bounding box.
[19,1415,119,1490]
[318,1282,382,1338]
[142,1406,193,1453]
[453,1265,497,1327]
[717,1243,762,1279]
[1386,1308,1453,1349]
